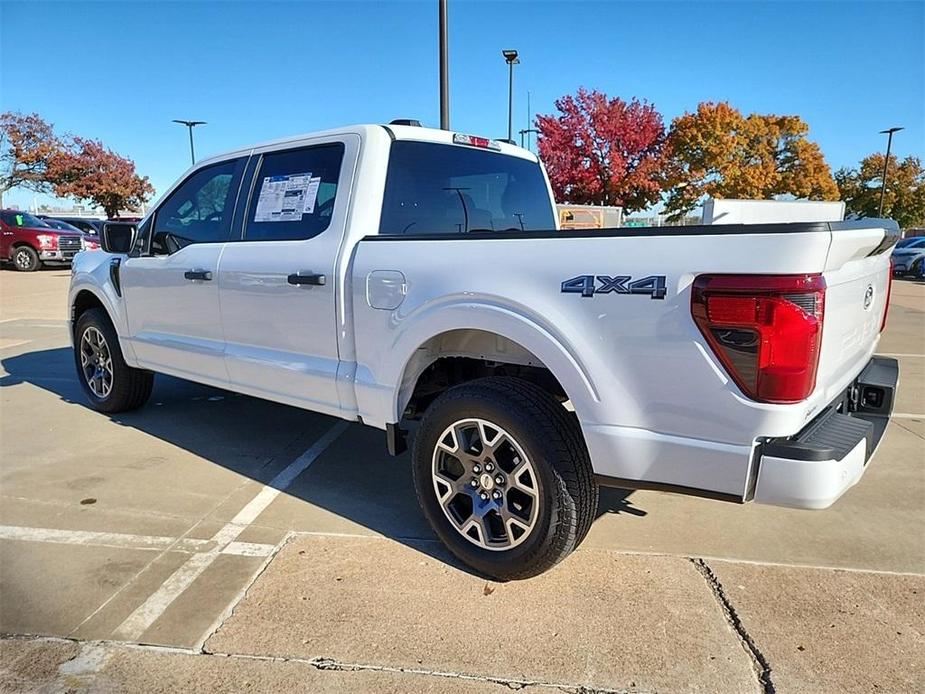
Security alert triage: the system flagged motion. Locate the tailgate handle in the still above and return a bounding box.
[288,272,326,286]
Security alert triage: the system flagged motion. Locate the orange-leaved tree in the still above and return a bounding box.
[536,88,669,213]
[664,102,838,219]
[0,112,64,207]
[49,137,154,218]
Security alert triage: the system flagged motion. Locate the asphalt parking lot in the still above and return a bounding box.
[1,267,923,693]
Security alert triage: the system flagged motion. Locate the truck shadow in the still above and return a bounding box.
[1,346,646,579]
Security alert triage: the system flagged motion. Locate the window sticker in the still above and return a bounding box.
[254,172,312,222]
[302,177,322,214]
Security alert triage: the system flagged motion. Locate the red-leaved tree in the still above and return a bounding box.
[49,137,154,218]
[536,88,668,212]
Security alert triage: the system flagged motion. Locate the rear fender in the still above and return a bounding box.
[380,300,600,427]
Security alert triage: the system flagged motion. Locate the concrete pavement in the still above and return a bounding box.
[1,268,923,693]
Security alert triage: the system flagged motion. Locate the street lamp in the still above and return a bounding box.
[172,119,207,166]
[519,128,539,150]
[502,49,519,142]
[878,126,904,218]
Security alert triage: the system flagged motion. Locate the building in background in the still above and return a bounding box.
[557,204,622,229]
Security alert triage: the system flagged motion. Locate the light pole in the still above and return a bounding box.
[519,128,538,149]
[172,119,206,166]
[439,0,449,129]
[502,49,519,142]
[878,126,903,218]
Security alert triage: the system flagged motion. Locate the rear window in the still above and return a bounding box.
[378,141,555,236]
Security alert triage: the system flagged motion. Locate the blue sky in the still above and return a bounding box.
[2,0,923,211]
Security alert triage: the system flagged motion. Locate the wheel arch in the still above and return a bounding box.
[387,306,600,426]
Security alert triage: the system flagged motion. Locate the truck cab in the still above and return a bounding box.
[68,123,900,580]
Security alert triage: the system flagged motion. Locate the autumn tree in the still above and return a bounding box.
[835,154,925,229]
[663,102,839,219]
[48,137,154,218]
[536,88,669,212]
[0,112,64,207]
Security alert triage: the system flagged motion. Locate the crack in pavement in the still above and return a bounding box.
[2,635,647,694]
[691,558,775,694]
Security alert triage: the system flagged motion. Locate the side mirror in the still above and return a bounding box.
[100,222,137,254]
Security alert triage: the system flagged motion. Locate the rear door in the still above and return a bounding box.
[121,157,247,382]
[218,135,357,416]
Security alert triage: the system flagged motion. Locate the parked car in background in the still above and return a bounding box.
[40,218,85,233]
[40,216,105,235]
[892,237,925,279]
[1,210,86,271]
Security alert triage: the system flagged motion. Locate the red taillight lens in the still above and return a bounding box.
[881,260,893,332]
[691,274,826,404]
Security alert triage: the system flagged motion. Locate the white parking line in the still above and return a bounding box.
[892,413,925,419]
[877,353,925,358]
[111,420,349,642]
[0,526,209,553]
[0,524,282,556]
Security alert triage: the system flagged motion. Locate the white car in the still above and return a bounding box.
[892,236,925,278]
[68,123,900,579]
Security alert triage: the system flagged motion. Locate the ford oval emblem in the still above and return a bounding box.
[864,284,874,310]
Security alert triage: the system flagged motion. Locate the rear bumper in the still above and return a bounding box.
[753,356,898,509]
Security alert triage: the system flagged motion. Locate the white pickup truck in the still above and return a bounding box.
[69,123,900,579]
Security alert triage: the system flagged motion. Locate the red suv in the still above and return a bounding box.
[1,209,99,271]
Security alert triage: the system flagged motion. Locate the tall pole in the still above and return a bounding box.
[439,0,449,130]
[502,50,519,142]
[507,61,514,141]
[172,120,206,166]
[188,126,196,165]
[878,126,903,218]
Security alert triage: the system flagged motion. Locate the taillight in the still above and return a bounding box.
[881,259,893,332]
[691,274,826,404]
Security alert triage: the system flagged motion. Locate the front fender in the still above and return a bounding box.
[68,252,136,362]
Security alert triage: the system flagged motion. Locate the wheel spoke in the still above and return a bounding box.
[510,460,538,497]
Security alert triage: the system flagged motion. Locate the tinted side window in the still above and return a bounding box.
[379,141,555,236]
[244,143,344,242]
[152,158,244,253]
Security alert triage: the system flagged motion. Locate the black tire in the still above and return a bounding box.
[12,245,41,272]
[74,308,154,413]
[412,377,598,580]
[912,258,924,280]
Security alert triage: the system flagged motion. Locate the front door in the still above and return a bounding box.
[218,137,356,416]
[122,157,246,383]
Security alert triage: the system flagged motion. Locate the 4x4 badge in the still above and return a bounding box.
[561,275,667,300]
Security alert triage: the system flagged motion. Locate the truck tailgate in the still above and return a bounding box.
[816,221,898,404]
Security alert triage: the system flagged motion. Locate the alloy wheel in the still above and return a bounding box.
[80,326,113,398]
[431,418,540,550]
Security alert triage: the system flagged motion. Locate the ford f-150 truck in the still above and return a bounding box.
[2,210,95,271]
[68,123,900,579]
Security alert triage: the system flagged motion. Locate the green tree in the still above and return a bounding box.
[835,154,925,229]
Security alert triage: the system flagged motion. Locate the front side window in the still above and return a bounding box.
[244,143,344,242]
[379,141,555,236]
[151,158,244,253]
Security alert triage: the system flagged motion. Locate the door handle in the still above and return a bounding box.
[184,269,212,281]
[288,272,326,286]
